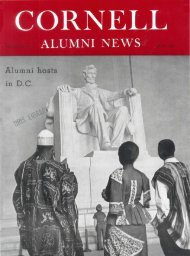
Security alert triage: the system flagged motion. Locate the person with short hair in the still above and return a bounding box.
[93,204,106,250]
[13,129,84,256]
[152,139,190,256]
[102,141,151,256]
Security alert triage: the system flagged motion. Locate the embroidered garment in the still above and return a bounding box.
[13,153,84,256]
[103,168,151,256]
[152,161,190,250]
[103,168,151,226]
[104,226,143,256]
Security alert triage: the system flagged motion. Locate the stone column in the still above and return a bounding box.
[129,93,149,158]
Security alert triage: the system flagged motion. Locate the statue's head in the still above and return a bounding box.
[83,64,97,84]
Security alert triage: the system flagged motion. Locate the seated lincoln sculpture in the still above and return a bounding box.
[46,64,137,150]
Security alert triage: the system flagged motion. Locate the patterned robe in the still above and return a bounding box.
[152,161,190,250]
[13,153,84,256]
[103,168,151,256]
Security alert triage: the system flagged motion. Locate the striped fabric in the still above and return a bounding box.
[152,162,190,249]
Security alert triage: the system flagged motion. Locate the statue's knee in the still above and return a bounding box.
[117,106,129,116]
[115,106,130,124]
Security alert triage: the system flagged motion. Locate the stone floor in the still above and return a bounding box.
[84,243,164,256]
[2,243,163,256]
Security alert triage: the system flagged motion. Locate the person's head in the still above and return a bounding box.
[37,129,54,159]
[158,139,175,160]
[96,204,102,212]
[37,145,54,159]
[118,141,139,166]
[83,64,97,84]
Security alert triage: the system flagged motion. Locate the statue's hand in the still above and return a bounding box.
[124,88,137,96]
[57,84,72,92]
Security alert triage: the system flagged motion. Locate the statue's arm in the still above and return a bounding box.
[106,88,138,102]
[109,91,126,102]
[99,87,137,102]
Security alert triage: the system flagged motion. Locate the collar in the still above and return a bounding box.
[85,83,98,90]
[165,157,179,163]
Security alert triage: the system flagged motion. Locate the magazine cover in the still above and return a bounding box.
[0,1,189,256]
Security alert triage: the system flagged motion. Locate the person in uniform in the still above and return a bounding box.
[93,204,106,250]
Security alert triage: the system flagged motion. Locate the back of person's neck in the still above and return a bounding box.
[165,156,179,163]
[37,150,53,161]
[123,164,134,170]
